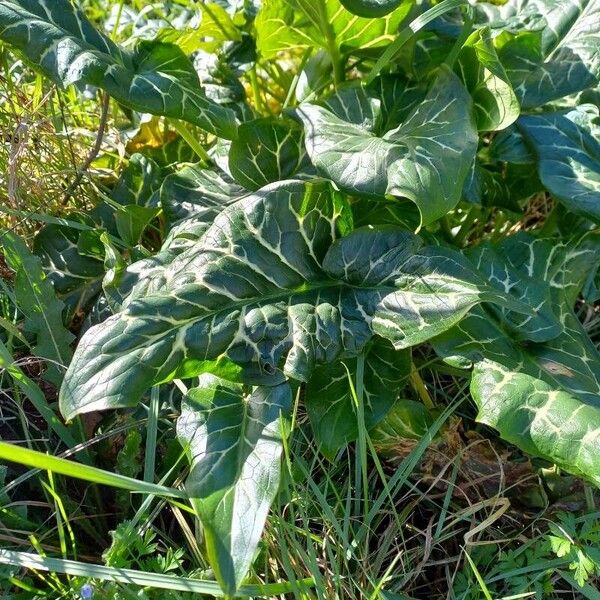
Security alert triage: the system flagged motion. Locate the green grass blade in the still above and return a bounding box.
[366,0,468,84]
[0,340,77,447]
[0,441,186,499]
[0,550,313,597]
[143,385,160,483]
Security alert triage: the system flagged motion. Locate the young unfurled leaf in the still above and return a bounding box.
[370,399,434,457]
[110,154,163,209]
[59,179,521,420]
[0,0,237,138]
[177,376,291,596]
[298,68,478,226]
[305,339,411,459]
[457,27,520,131]
[2,232,74,385]
[115,205,161,247]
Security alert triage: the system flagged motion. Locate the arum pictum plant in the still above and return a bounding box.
[1,0,599,595]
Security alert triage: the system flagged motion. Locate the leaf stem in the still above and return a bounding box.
[442,4,474,70]
[453,205,480,247]
[249,66,266,114]
[62,92,110,203]
[171,120,212,164]
[143,386,160,483]
[409,364,435,410]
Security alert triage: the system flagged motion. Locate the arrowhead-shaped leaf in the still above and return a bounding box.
[59,179,519,419]
[491,0,600,108]
[305,339,411,459]
[0,0,237,138]
[177,376,291,595]
[298,68,478,225]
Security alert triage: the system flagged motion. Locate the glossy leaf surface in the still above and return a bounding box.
[59,179,518,419]
[299,68,478,225]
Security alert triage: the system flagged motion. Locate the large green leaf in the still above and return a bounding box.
[516,110,600,222]
[471,360,600,486]
[59,179,520,419]
[433,232,600,483]
[228,116,308,190]
[255,0,413,59]
[0,0,237,139]
[177,376,291,595]
[2,233,74,385]
[298,67,478,225]
[489,0,600,108]
[104,217,211,312]
[305,339,410,459]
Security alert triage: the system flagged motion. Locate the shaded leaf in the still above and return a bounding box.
[177,376,291,595]
[115,205,161,247]
[2,232,74,385]
[160,164,245,225]
[33,224,105,315]
[306,339,410,459]
[111,154,163,208]
[370,399,434,456]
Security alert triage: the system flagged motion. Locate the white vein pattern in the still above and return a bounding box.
[59,179,510,419]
